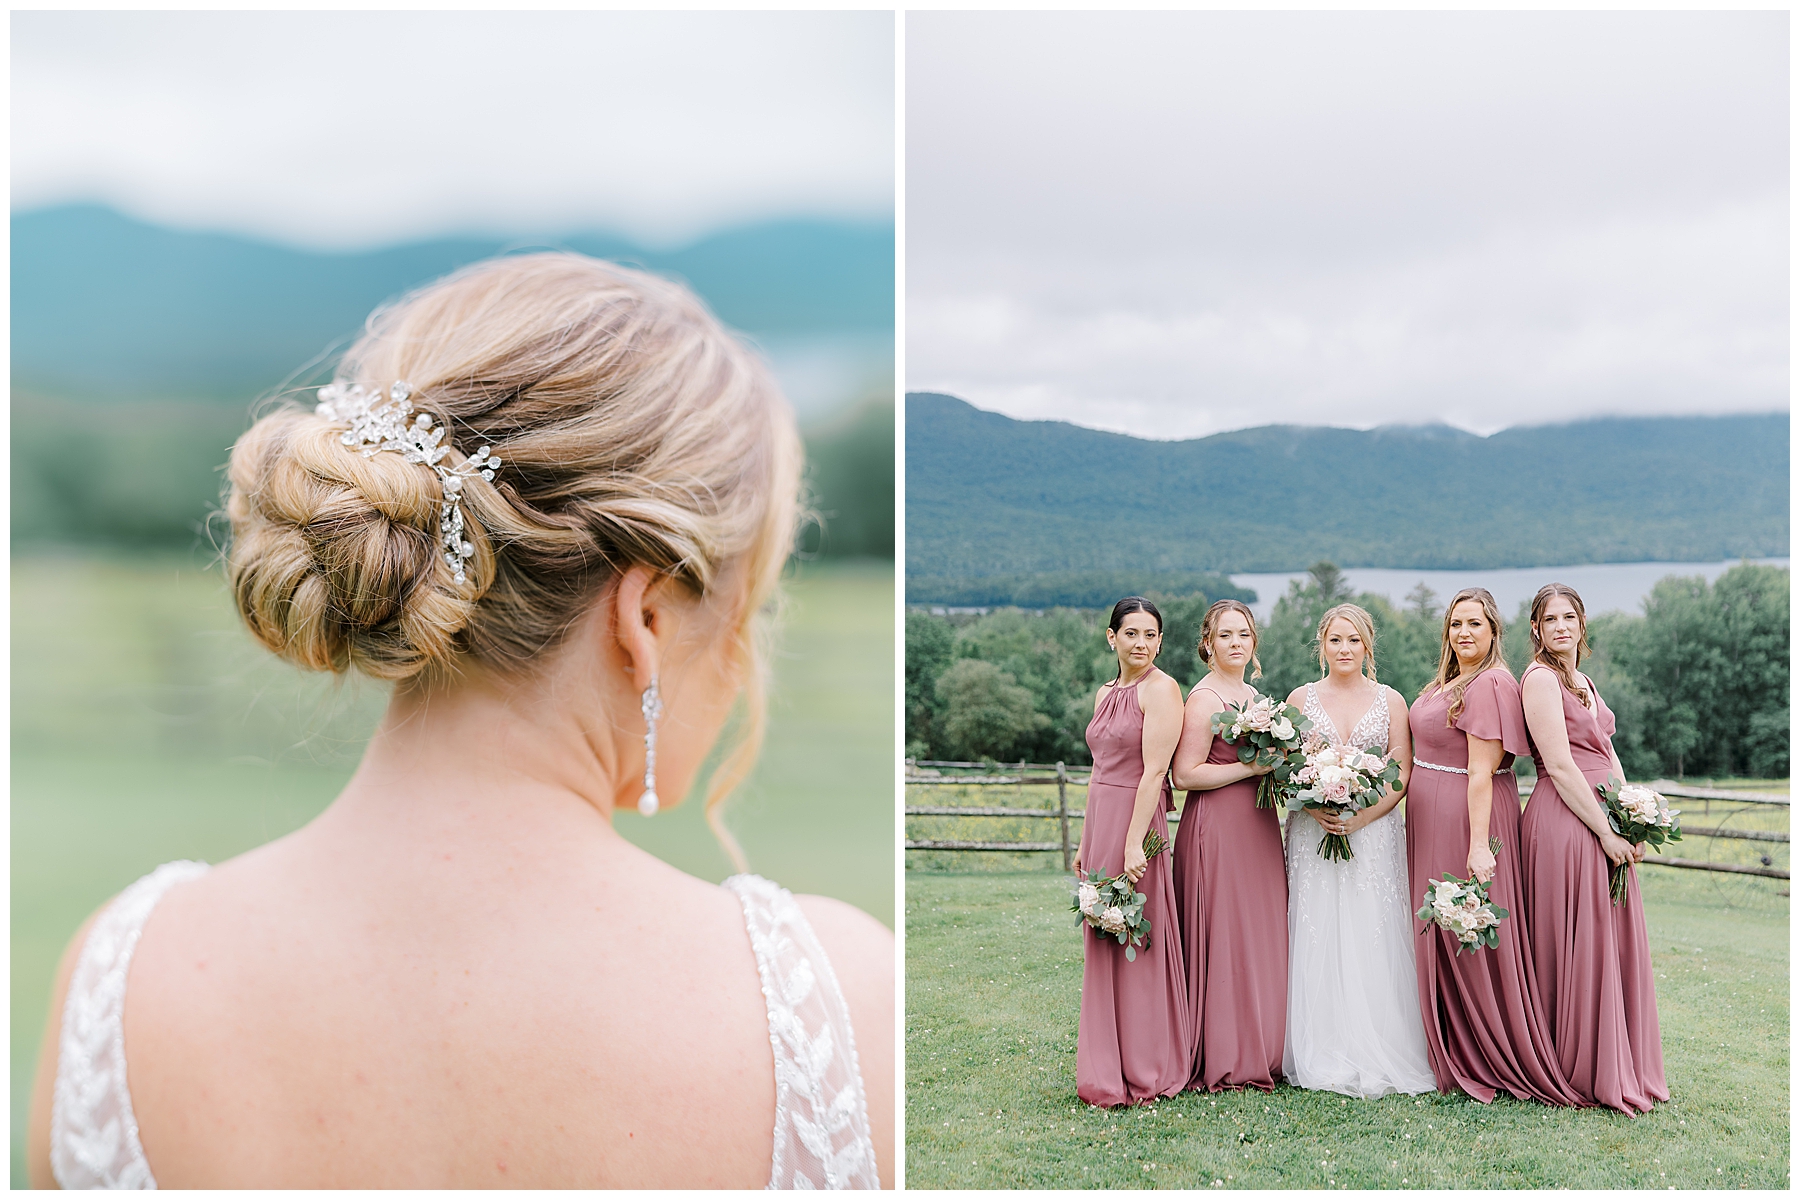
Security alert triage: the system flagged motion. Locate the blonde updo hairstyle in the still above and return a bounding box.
[1197,598,1263,681]
[1315,602,1379,682]
[224,253,802,866]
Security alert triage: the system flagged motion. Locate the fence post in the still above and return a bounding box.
[1057,761,1071,872]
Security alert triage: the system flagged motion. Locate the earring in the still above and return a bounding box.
[638,673,663,816]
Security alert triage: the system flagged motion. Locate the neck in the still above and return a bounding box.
[1208,664,1248,689]
[1546,648,1579,672]
[1118,661,1153,686]
[314,665,634,857]
[1455,655,1485,676]
[1323,667,1367,688]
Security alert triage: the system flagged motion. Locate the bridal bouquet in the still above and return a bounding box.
[1598,778,1683,905]
[1209,694,1314,809]
[1415,841,1509,953]
[1072,830,1169,961]
[1287,733,1403,861]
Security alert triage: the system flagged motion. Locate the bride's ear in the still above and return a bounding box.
[609,565,676,692]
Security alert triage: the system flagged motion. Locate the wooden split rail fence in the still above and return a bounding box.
[905,760,1789,887]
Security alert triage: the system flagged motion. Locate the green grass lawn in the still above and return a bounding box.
[11,549,894,1187]
[905,865,1788,1189]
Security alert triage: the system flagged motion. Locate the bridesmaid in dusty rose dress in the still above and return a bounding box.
[1170,600,1287,1092]
[1519,583,1668,1116]
[1074,598,1193,1106]
[1405,587,1582,1106]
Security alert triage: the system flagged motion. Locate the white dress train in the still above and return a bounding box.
[1282,683,1436,1098]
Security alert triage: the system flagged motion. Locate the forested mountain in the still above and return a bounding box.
[906,393,1788,582]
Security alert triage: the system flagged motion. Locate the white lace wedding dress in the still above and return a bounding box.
[1282,683,1436,1098]
[50,864,879,1190]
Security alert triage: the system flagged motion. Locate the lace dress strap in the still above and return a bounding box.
[51,860,210,1190]
[722,874,880,1190]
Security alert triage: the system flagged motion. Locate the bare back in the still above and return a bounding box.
[31,796,894,1188]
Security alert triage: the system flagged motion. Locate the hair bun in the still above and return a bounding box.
[224,409,487,680]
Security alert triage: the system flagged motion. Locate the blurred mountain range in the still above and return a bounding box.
[11,206,893,555]
[12,204,893,403]
[906,392,1788,579]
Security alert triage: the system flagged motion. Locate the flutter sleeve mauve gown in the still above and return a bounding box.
[1172,689,1288,1092]
[1519,664,1669,1116]
[1405,669,1582,1106]
[1075,674,1193,1107]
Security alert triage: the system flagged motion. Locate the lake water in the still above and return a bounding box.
[1231,558,1790,621]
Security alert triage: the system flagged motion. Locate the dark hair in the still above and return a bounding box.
[1109,595,1162,634]
[1106,596,1163,683]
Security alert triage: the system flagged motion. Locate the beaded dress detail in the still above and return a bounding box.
[51,860,210,1189]
[723,874,881,1189]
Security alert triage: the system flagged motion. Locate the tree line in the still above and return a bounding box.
[905,562,1789,781]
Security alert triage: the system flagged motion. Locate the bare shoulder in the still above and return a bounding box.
[791,894,895,999]
[1285,684,1308,707]
[1519,664,1558,699]
[1186,677,1226,713]
[1141,670,1184,707]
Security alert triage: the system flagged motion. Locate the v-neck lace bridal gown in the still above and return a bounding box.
[1281,684,1436,1098]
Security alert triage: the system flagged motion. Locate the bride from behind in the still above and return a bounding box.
[27,254,893,1188]
[1281,604,1434,1098]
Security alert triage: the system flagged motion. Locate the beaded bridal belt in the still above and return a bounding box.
[1412,757,1506,776]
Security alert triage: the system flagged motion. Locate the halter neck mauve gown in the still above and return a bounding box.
[1075,672,1193,1106]
[1519,664,1668,1116]
[1405,668,1582,1106]
[1172,685,1288,1092]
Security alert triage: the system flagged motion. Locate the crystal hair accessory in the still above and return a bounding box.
[314,381,501,584]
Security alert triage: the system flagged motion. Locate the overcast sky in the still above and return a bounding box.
[908,11,1786,438]
[14,10,893,250]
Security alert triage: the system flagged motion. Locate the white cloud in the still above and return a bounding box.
[14,10,893,249]
[907,10,1787,434]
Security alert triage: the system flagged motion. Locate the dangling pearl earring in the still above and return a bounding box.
[638,673,663,816]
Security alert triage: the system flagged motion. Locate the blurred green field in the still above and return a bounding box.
[11,550,894,1187]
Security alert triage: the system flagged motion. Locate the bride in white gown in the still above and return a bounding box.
[1281,604,1436,1098]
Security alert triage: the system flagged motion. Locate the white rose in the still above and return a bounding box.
[1100,906,1127,934]
[1270,718,1294,742]
[1078,883,1101,914]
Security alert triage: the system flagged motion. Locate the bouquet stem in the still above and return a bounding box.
[1608,860,1631,906]
[1316,831,1354,861]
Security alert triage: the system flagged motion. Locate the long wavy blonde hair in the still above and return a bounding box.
[1422,587,1510,725]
